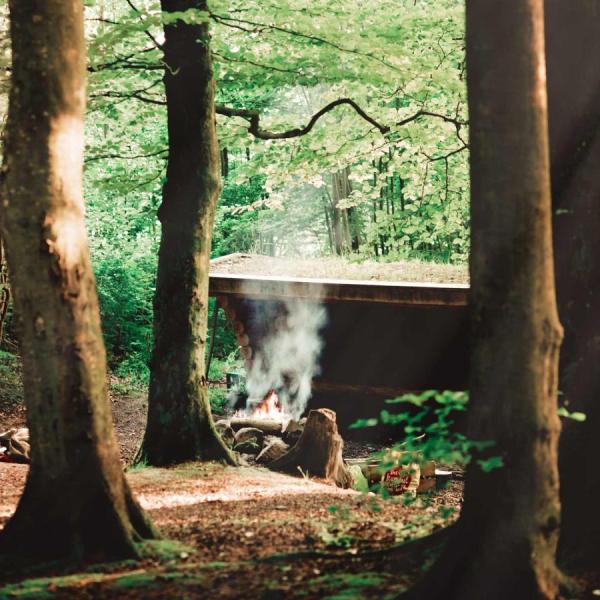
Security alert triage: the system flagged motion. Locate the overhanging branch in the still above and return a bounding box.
[216,98,389,139]
[216,100,467,143]
[90,85,467,146]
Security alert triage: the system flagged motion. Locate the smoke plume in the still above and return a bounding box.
[245,298,327,419]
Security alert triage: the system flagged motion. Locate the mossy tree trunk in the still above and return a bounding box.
[406,1,563,598]
[545,0,600,571]
[0,0,157,564]
[138,0,236,466]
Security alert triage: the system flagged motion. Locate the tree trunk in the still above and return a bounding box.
[545,0,600,571]
[138,0,236,466]
[0,0,157,564]
[0,237,9,345]
[330,168,355,255]
[407,2,563,598]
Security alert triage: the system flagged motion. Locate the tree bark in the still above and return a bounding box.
[330,168,356,255]
[138,0,236,466]
[545,0,600,571]
[0,237,10,345]
[407,2,563,598]
[0,0,157,564]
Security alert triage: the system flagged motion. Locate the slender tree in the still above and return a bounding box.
[138,0,236,465]
[0,0,157,563]
[407,1,563,598]
[0,237,9,344]
[545,0,600,571]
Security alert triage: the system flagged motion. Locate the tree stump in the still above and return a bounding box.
[268,409,352,488]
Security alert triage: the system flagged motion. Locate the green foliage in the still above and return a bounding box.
[83,0,469,268]
[208,387,229,416]
[94,252,155,380]
[207,299,239,363]
[557,406,587,422]
[212,176,267,258]
[352,390,501,473]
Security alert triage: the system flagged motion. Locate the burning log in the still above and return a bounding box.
[268,408,352,488]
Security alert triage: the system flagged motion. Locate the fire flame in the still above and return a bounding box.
[251,390,283,420]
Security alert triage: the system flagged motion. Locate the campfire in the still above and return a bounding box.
[245,389,285,421]
[219,389,435,494]
[217,388,352,487]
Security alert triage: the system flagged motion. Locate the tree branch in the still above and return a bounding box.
[216,98,389,139]
[85,148,168,163]
[93,90,166,106]
[124,0,164,50]
[213,51,318,78]
[88,47,162,72]
[396,109,466,133]
[422,144,469,162]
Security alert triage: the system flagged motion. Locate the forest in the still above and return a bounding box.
[0,0,598,598]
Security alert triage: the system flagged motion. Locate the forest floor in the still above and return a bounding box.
[0,461,462,598]
[0,352,466,598]
[2,357,598,598]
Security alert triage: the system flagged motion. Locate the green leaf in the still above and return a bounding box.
[557,407,587,422]
[477,456,504,472]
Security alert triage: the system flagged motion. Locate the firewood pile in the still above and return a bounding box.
[216,408,353,488]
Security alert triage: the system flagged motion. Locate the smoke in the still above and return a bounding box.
[245,298,327,420]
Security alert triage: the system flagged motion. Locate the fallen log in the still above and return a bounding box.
[269,408,352,488]
[256,436,289,464]
[229,417,283,435]
[234,427,264,446]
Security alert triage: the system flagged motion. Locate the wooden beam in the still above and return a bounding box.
[209,272,468,307]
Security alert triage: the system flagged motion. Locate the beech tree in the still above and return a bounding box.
[408,1,563,598]
[137,0,237,465]
[0,0,157,562]
[545,0,600,571]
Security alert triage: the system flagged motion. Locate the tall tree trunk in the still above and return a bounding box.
[545,0,600,571]
[330,168,358,255]
[0,0,157,563]
[407,1,563,598]
[138,0,236,466]
[0,236,9,345]
[329,175,346,255]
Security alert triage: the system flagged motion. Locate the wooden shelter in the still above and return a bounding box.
[209,254,469,430]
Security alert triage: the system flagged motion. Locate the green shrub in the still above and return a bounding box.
[351,390,502,488]
[94,252,155,377]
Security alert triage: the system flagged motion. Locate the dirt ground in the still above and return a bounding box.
[210,253,469,284]
[0,460,463,599]
[0,351,147,466]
